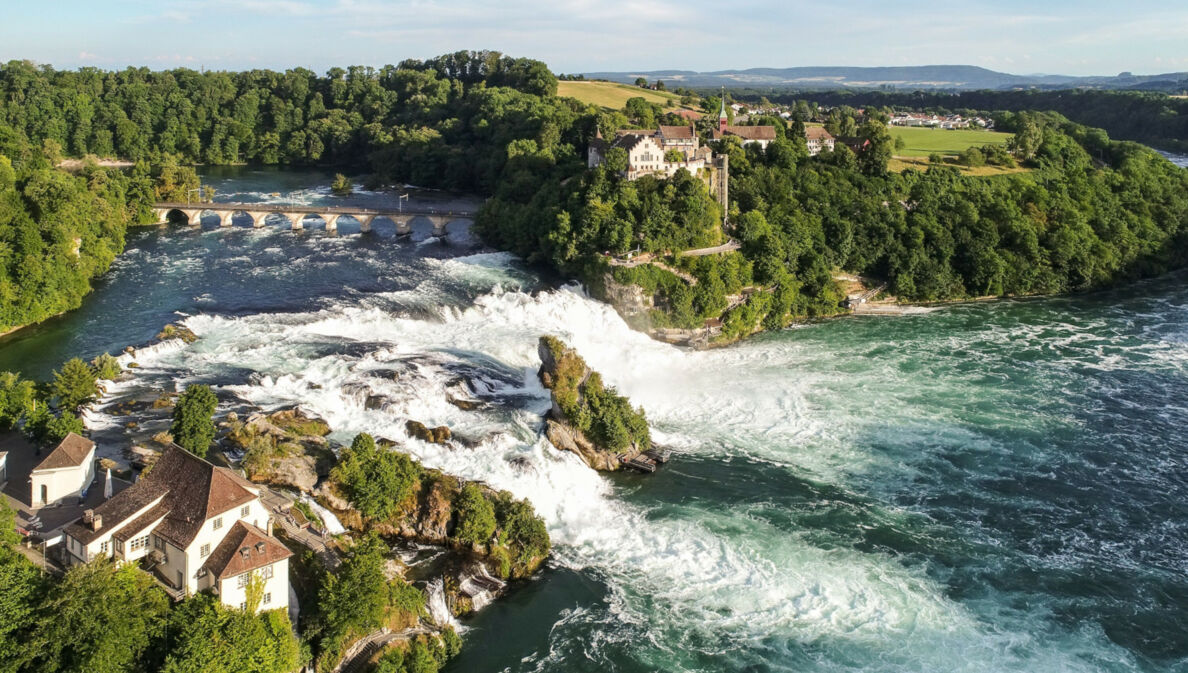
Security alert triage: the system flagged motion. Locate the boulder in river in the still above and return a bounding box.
[406,420,452,444]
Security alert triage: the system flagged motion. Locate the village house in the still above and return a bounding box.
[29,432,95,508]
[711,97,777,149]
[805,126,836,156]
[61,444,291,614]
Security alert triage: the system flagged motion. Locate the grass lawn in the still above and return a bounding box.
[889,156,1031,177]
[558,81,692,110]
[889,126,1012,157]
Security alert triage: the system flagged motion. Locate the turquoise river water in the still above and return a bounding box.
[1,166,1186,673]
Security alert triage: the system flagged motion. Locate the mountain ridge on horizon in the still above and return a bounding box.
[576,64,1188,92]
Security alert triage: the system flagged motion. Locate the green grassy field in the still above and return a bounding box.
[889,126,1012,157]
[557,81,692,110]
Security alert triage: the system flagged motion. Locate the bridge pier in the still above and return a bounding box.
[220,211,234,228]
[394,215,412,237]
[358,215,375,233]
[430,216,448,238]
[323,214,339,232]
[184,209,204,227]
[247,211,269,228]
[288,213,305,230]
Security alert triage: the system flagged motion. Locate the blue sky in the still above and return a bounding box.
[1,1,1186,76]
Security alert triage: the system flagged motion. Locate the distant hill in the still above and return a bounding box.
[577,65,1188,92]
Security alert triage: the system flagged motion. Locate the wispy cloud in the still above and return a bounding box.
[6,0,1187,76]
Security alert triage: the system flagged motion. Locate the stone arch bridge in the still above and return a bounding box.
[153,202,477,237]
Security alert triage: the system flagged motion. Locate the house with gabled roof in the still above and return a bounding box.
[30,432,95,507]
[804,126,836,156]
[711,95,777,149]
[62,444,290,613]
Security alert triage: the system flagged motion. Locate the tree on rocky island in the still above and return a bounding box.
[537,336,651,468]
[170,384,218,457]
[331,173,352,196]
[330,433,422,521]
[452,483,497,548]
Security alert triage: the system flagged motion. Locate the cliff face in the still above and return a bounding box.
[537,336,651,471]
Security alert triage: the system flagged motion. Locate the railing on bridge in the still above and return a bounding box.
[151,201,479,235]
[153,201,477,218]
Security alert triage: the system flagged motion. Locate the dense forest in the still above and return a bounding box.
[709,87,1188,153]
[0,52,581,194]
[0,127,157,333]
[478,100,1188,338]
[1,51,1186,338]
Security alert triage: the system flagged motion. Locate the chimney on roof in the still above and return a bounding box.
[92,514,102,531]
[83,509,93,524]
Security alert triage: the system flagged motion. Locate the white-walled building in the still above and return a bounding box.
[805,126,836,156]
[62,445,291,614]
[30,433,95,507]
[0,451,8,487]
[588,125,711,180]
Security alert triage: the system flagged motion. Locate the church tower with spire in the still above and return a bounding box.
[718,88,729,133]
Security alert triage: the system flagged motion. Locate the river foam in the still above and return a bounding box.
[95,250,1148,673]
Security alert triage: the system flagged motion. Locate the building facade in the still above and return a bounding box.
[62,445,291,613]
[805,126,836,156]
[30,433,95,507]
[711,97,777,149]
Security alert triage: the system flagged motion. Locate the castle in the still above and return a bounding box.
[588,123,729,210]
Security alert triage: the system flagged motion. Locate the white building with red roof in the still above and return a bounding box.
[62,444,291,613]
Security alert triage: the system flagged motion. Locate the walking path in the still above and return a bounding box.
[606,253,698,285]
[676,239,741,257]
[333,625,433,673]
[261,489,341,570]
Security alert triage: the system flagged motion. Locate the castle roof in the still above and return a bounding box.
[658,125,696,140]
[713,125,778,141]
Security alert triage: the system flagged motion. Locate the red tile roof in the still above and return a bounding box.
[658,125,696,140]
[200,521,292,580]
[33,433,94,471]
[63,445,258,548]
[805,126,834,141]
[714,125,777,141]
